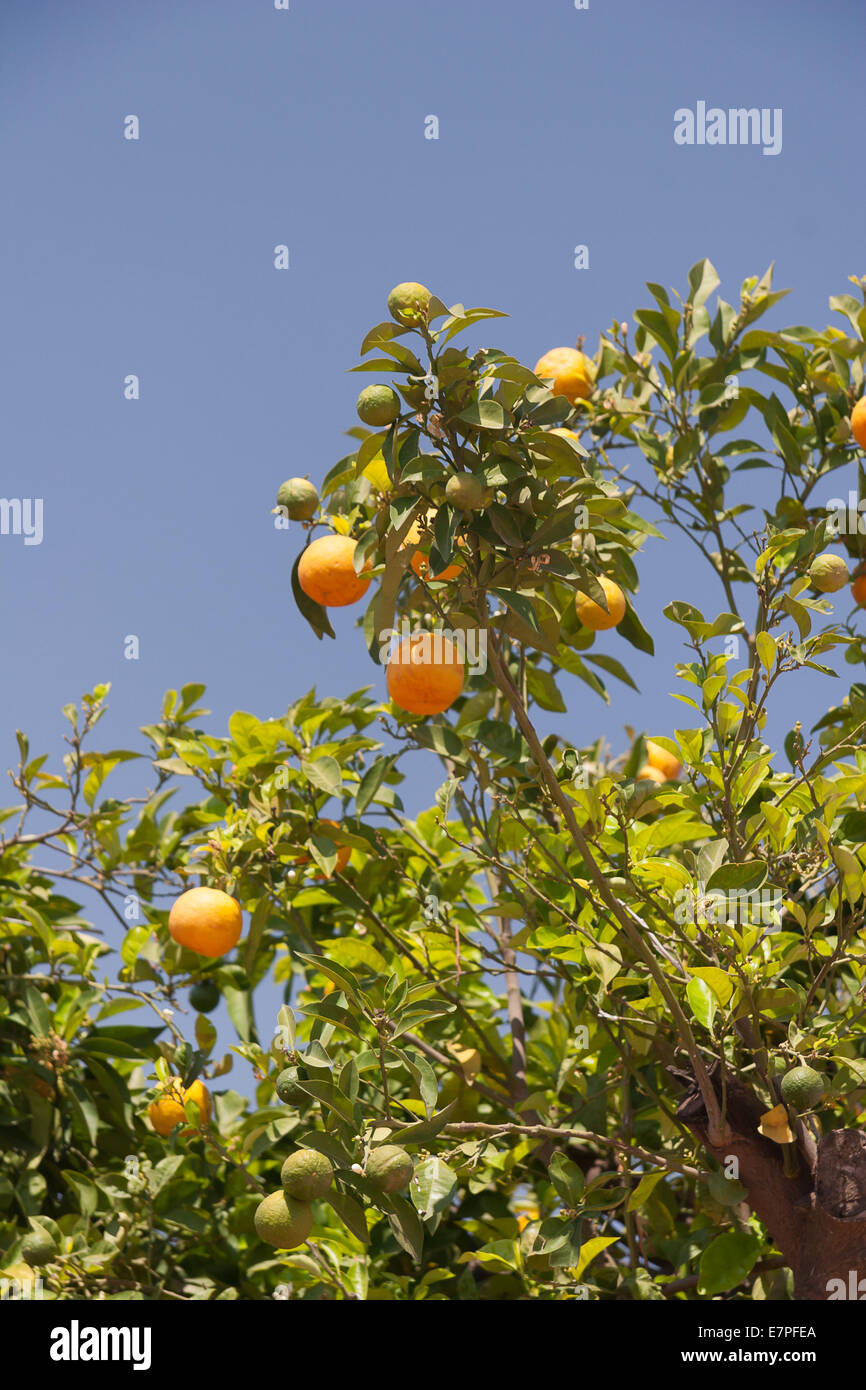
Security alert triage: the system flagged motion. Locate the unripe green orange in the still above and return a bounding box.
[281,1149,334,1201]
[275,1066,308,1106]
[809,553,849,593]
[366,1144,414,1193]
[253,1190,313,1249]
[780,1065,825,1112]
[387,282,431,327]
[276,477,319,521]
[444,474,495,511]
[356,384,401,427]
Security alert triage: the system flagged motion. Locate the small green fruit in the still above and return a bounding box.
[275,1066,308,1106]
[281,1148,334,1201]
[365,1144,413,1193]
[809,553,849,593]
[276,477,319,521]
[387,281,431,327]
[357,384,401,427]
[253,1190,313,1249]
[780,1065,825,1112]
[20,1231,56,1267]
[444,474,495,511]
[189,980,220,1014]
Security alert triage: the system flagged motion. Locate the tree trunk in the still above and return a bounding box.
[673,1062,866,1300]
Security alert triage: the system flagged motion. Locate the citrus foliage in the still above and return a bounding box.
[4,264,866,1300]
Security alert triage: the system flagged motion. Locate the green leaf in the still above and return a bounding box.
[755,630,776,674]
[697,1228,761,1296]
[410,1157,457,1221]
[573,1235,619,1281]
[633,307,679,361]
[627,1170,667,1212]
[457,399,508,431]
[62,1171,100,1217]
[194,1014,217,1056]
[244,899,270,972]
[687,967,734,1007]
[291,553,336,642]
[686,977,716,1033]
[301,755,342,797]
[296,952,365,1009]
[490,587,540,633]
[583,652,639,691]
[585,941,623,990]
[23,986,52,1037]
[617,601,655,656]
[548,1153,585,1207]
[356,754,397,814]
[327,1187,370,1245]
[526,667,566,713]
[385,1098,460,1145]
[706,860,768,894]
[687,258,720,310]
[383,1192,425,1264]
[222,983,255,1044]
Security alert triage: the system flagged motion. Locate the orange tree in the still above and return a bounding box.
[3,264,866,1301]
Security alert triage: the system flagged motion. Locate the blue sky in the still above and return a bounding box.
[2,0,864,1070]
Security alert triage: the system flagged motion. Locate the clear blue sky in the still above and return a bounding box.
[2,0,864,1062]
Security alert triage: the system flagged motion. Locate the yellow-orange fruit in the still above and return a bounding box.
[169,887,242,958]
[148,1078,211,1135]
[386,632,464,715]
[645,740,682,780]
[534,348,594,404]
[402,510,464,582]
[575,576,626,631]
[297,534,371,608]
[850,398,866,449]
[636,765,667,785]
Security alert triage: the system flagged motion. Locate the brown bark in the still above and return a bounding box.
[673,1062,866,1300]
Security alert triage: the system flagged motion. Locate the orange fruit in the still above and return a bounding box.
[169,887,242,958]
[148,1077,211,1135]
[411,551,463,582]
[575,576,626,631]
[386,632,464,715]
[851,398,866,450]
[297,534,372,608]
[402,510,464,582]
[637,765,666,785]
[294,820,351,875]
[645,740,682,781]
[534,348,593,404]
[852,567,866,607]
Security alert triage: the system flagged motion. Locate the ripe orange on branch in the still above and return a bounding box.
[850,397,866,449]
[645,740,682,781]
[575,576,626,631]
[637,765,667,785]
[401,510,464,582]
[148,1078,211,1135]
[534,347,594,404]
[297,534,371,608]
[169,886,242,958]
[386,632,464,715]
[852,565,866,607]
